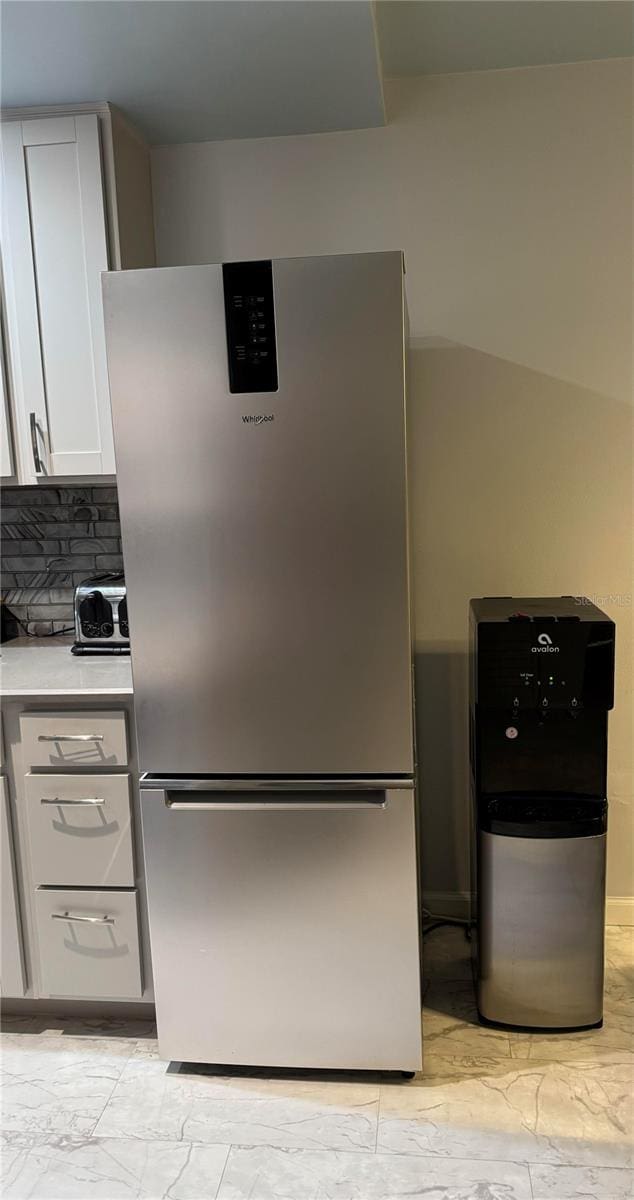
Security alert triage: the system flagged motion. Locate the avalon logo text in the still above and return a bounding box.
[242,414,274,425]
[532,633,559,654]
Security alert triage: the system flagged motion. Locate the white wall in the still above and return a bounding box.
[152,58,633,916]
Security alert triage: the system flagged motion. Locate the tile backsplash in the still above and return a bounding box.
[1,485,123,636]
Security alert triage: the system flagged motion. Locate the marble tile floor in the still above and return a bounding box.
[1,925,632,1200]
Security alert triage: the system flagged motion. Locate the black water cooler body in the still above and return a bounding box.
[470,597,615,1030]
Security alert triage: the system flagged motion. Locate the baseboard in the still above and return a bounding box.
[1,998,155,1019]
[606,897,634,926]
[423,892,634,926]
[422,891,470,921]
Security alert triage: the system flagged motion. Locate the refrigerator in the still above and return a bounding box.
[102,251,422,1071]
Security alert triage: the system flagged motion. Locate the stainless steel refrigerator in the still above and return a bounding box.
[102,251,422,1071]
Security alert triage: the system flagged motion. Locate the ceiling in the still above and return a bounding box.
[0,1,384,143]
[1,1,632,145]
[377,1,633,77]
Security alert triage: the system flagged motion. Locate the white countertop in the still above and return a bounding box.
[0,638,134,698]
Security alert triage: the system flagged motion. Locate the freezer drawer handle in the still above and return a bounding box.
[166,797,387,812]
[38,734,104,743]
[51,912,114,925]
[41,797,105,806]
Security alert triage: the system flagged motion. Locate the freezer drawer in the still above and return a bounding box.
[20,711,128,769]
[478,830,606,1028]
[34,887,142,999]
[141,783,422,1071]
[25,774,134,886]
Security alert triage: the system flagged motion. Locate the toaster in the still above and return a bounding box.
[72,573,130,655]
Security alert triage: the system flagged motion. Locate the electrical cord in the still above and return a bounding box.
[422,906,469,926]
[422,909,472,940]
[423,920,471,940]
[13,612,74,639]
[423,908,469,925]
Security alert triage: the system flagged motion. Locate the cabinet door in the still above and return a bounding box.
[0,293,15,478]
[1,114,115,478]
[1,777,27,997]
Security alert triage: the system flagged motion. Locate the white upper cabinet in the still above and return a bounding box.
[1,105,154,481]
[2,115,112,476]
[0,295,15,478]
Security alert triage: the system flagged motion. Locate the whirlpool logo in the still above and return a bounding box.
[242,414,274,425]
[532,633,559,654]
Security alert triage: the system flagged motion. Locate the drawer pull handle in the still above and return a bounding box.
[51,912,114,925]
[37,734,104,742]
[41,797,105,806]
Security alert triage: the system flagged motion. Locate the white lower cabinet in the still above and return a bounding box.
[1,776,27,996]
[35,887,143,1000]
[3,697,152,1008]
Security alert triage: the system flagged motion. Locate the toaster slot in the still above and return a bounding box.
[117,596,129,640]
[78,591,114,640]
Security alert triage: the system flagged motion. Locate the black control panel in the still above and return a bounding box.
[475,620,615,712]
[222,260,278,393]
[469,597,615,800]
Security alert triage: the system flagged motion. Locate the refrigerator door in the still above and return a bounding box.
[140,781,422,1070]
[102,253,413,776]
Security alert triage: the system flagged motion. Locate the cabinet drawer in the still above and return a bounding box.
[35,888,142,999]
[25,774,134,887]
[20,711,128,769]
